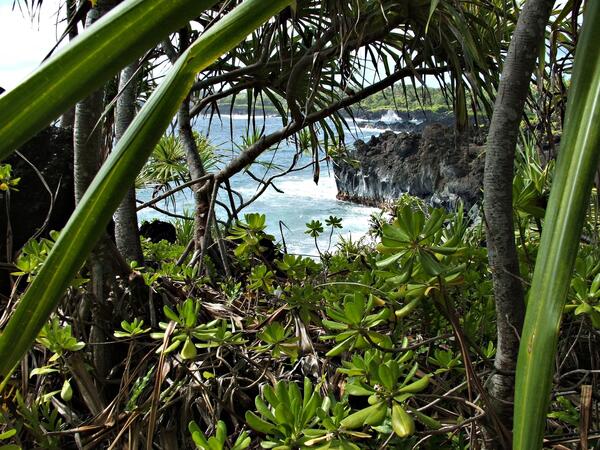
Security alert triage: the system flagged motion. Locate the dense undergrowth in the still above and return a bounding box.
[0,142,599,449]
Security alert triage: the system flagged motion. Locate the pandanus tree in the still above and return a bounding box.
[0,0,508,377]
[514,1,600,447]
[172,0,509,265]
[483,0,555,441]
[4,0,592,447]
[142,0,510,259]
[0,0,297,376]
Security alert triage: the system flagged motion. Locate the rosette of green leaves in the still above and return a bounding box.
[30,317,85,403]
[321,292,392,357]
[338,349,440,438]
[257,322,300,361]
[36,317,85,361]
[376,205,467,318]
[566,271,600,327]
[12,232,86,287]
[228,213,275,258]
[113,318,151,339]
[245,380,366,449]
[245,378,330,449]
[303,399,370,449]
[189,420,250,450]
[563,251,600,327]
[275,255,320,281]
[305,220,324,238]
[248,264,276,294]
[377,205,466,274]
[150,299,243,359]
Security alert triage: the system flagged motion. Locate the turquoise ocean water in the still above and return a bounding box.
[138,114,391,255]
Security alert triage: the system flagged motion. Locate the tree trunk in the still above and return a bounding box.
[173,28,212,257]
[74,90,102,200]
[73,0,118,382]
[178,98,210,253]
[483,0,555,440]
[59,0,79,130]
[113,62,144,263]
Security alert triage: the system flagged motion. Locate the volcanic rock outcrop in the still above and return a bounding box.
[334,124,485,209]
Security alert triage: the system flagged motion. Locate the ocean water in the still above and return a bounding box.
[138,114,391,256]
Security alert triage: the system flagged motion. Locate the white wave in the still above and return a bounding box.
[217,113,253,120]
[355,126,394,134]
[273,176,339,200]
[379,110,403,123]
[228,173,339,202]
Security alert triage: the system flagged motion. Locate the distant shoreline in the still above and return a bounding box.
[204,106,456,133]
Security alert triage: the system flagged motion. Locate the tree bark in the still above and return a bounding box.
[59,0,78,130]
[483,0,555,439]
[178,97,210,253]
[73,0,118,381]
[113,62,144,263]
[175,28,211,256]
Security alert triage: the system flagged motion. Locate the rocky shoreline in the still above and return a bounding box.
[221,105,454,130]
[348,108,455,132]
[334,124,486,210]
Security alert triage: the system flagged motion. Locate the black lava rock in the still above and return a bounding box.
[139,220,177,244]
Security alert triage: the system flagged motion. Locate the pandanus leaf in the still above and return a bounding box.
[0,0,220,160]
[0,0,293,376]
[513,2,600,448]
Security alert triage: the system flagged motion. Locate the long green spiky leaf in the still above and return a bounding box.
[0,0,220,161]
[513,2,600,448]
[0,0,293,376]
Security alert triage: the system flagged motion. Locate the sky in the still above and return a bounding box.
[0,0,65,91]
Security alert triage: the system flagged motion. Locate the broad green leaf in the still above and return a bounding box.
[321,319,348,331]
[391,404,415,438]
[340,402,386,429]
[0,0,220,160]
[397,375,431,394]
[344,383,374,396]
[245,411,275,435]
[426,0,441,33]
[0,429,16,440]
[376,252,404,268]
[29,367,59,377]
[163,306,180,324]
[215,421,227,446]
[325,336,353,357]
[255,396,276,422]
[378,364,394,391]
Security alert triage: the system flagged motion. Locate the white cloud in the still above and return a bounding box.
[0,0,65,91]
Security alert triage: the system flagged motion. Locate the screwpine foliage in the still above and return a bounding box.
[0,0,596,448]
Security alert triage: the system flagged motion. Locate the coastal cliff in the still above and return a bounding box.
[334,124,485,209]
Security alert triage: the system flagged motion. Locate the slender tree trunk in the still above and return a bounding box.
[74,91,102,200]
[178,98,210,253]
[483,0,555,440]
[60,0,79,130]
[113,62,144,263]
[73,0,118,381]
[174,28,211,256]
